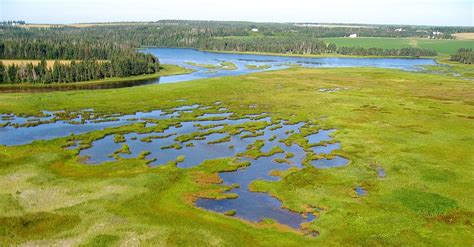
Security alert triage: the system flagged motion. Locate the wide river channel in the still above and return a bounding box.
[143,48,436,84]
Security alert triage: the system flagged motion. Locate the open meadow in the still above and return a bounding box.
[320,37,473,55]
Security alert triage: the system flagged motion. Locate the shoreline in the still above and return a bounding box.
[0,64,194,93]
[202,49,437,59]
[139,46,437,59]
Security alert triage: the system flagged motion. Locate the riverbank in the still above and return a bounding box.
[421,56,474,79]
[0,64,194,93]
[138,46,437,59]
[200,49,438,59]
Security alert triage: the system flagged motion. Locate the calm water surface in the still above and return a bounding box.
[0,105,350,229]
[143,48,436,84]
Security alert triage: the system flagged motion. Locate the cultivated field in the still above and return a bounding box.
[0,59,72,68]
[320,37,473,54]
[452,33,474,40]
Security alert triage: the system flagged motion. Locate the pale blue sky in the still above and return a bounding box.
[1,0,473,26]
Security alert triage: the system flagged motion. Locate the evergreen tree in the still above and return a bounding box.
[0,62,5,83]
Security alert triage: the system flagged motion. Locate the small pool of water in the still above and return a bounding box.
[310,156,349,169]
[355,186,368,196]
[377,167,386,178]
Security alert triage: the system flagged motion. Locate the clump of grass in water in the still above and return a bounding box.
[224,210,237,216]
[161,143,182,150]
[114,144,131,155]
[113,134,125,143]
[176,155,186,163]
[207,135,231,145]
[285,152,295,159]
[274,158,291,164]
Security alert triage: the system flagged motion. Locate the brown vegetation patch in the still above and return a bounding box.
[451,33,474,40]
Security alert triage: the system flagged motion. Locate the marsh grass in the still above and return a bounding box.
[0,67,472,246]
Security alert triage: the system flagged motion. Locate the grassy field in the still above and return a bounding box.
[0,67,473,246]
[0,59,73,68]
[452,33,474,40]
[320,37,474,55]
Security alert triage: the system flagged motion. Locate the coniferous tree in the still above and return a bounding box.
[0,62,6,83]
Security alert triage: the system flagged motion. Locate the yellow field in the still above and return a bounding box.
[19,22,151,28]
[17,24,64,28]
[451,33,474,40]
[0,60,71,68]
[0,60,106,68]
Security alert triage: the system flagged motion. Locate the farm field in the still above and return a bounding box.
[320,37,473,54]
[0,59,73,68]
[451,33,474,40]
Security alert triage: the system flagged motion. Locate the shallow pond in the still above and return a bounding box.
[0,105,349,230]
[0,109,171,146]
[143,48,437,84]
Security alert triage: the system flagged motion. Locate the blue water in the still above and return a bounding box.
[76,111,347,229]
[0,104,351,229]
[0,109,173,146]
[141,48,437,84]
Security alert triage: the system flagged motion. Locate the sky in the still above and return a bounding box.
[1,0,473,26]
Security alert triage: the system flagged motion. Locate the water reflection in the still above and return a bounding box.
[144,48,436,84]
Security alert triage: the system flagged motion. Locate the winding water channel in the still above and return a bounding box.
[145,48,437,84]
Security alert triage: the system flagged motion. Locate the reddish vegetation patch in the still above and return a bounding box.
[431,210,473,226]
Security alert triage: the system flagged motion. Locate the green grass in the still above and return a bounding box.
[0,66,473,246]
[185,61,237,70]
[208,36,473,56]
[220,61,238,70]
[245,64,272,70]
[422,56,474,78]
[391,189,458,215]
[79,234,120,247]
[320,37,474,55]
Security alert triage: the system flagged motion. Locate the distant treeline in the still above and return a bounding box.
[0,39,123,60]
[1,20,469,84]
[179,37,437,57]
[1,25,438,58]
[0,21,26,26]
[3,20,472,39]
[450,48,473,64]
[0,40,160,84]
